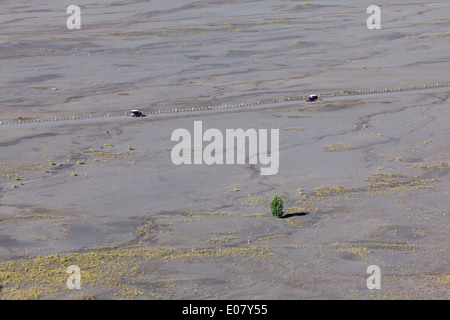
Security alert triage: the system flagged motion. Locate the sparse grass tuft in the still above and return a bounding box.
[314,185,354,196]
[324,142,352,151]
[208,235,236,244]
[283,127,303,132]
[0,245,272,299]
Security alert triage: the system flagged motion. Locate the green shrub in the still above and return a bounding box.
[270,194,284,218]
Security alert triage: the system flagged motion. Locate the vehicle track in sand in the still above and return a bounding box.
[0,83,449,129]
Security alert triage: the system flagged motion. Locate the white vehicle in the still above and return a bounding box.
[131,110,144,117]
[306,94,318,102]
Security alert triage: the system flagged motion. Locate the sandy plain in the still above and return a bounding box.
[0,0,449,299]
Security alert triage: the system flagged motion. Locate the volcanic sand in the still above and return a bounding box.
[0,0,449,299]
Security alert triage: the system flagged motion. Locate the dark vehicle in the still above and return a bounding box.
[131,110,144,117]
[306,94,318,102]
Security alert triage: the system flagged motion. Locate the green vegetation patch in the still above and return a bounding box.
[84,151,137,162]
[0,246,272,299]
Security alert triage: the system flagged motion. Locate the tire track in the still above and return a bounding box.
[1,82,449,128]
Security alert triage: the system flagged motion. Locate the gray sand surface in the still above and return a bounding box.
[0,0,448,299]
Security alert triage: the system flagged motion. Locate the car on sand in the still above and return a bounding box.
[306,94,318,102]
[131,110,144,117]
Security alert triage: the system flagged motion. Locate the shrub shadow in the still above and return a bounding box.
[280,211,309,219]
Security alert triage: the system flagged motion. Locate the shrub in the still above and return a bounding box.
[270,194,284,218]
[71,172,77,176]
